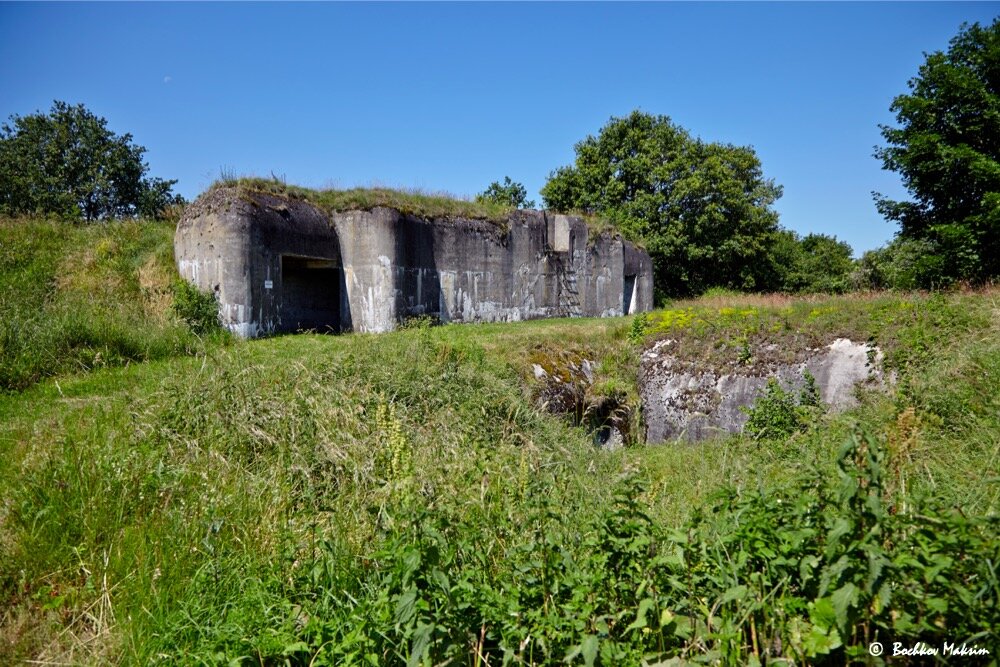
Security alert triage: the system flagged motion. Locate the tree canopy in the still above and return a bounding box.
[773,231,855,294]
[874,19,1000,285]
[475,176,535,209]
[0,101,182,220]
[541,111,783,297]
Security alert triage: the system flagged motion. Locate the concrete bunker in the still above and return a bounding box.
[175,185,654,337]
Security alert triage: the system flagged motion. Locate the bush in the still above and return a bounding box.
[780,233,855,294]
[475,176,535,209]
[852,237,949,290]
[171,279,221,334]
[742,372,821,440]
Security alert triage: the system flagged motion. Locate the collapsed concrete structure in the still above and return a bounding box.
[639,338,885,443]
[175,186,654,337]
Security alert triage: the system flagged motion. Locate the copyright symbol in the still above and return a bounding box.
[869,642,884,656]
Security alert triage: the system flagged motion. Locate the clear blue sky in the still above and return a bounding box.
[2,2,998,255]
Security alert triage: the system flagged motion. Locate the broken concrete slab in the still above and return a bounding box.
[639,338,884,443]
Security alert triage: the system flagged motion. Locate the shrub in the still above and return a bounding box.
[742,371,821,440]
[475,176,535,209]
[171,279,220,334]
[852,237,950,290]
[627,312,650,344]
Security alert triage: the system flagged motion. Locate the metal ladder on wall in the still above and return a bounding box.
[547,251,582,317]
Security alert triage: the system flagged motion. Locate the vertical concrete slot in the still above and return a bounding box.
[623,274,637,315]
[280,255,341,333]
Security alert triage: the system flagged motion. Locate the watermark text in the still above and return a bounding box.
[868,641,991,658]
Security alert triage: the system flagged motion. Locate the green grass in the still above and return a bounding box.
[214,177,519,225]
[211,177,626,241]
[0,220,997,663]
[0,328,627,662]
[0,216,226,392]
[637,289,991,375]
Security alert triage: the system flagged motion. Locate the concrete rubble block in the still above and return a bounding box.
[640,338,886,443]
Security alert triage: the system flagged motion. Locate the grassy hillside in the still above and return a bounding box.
[0,216,224,392]
[0,220,997,664]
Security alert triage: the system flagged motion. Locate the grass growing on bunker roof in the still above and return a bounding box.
[210,176,626,240]
[213,176,517,224]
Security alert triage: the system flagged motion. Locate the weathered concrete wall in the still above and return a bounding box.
[175,189,343,337]
[175,186,654,336]
[640,338,885,443]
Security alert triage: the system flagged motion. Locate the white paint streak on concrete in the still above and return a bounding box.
[439,271,456,322]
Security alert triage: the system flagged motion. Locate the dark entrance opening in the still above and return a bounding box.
[623,274,637,315]
[280,255,341,333]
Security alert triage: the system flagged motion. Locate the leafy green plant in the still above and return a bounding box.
[627,312,650,344]
[397,313,438,331]
[742,372,821,441]
[476,176,536,209]
[775,231,855,294]
[0,101,183,220]
[170,279,221,334]
[874,18,1000,285]
[541,110,783,297]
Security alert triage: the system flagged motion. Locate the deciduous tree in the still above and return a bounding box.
[781,233,855,294]
[874,19,1000,284]
[0,101,182,220]
[541,111,783,296]
[476,176,535,209]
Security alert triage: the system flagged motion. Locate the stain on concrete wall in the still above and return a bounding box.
[175,186,654,337]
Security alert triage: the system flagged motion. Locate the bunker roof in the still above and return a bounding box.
[197,177,625,243]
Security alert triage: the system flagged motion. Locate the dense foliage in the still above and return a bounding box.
[0,101,182,220]
[170,279,222,335]
[541,111,783,297]
[853,237,946,291]
[874,19,1000,286]
[772,231,855,294]
[476,176,536,209]
[269,433,997,666]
